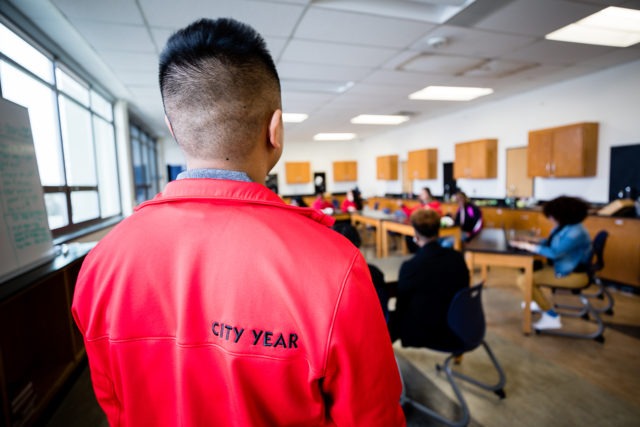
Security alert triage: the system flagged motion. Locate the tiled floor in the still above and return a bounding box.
[45,248,640,426]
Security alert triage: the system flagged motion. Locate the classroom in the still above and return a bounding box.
[0,0,639,426]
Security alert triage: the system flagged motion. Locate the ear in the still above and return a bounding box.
[268,109,283,151]
[164,115,175,138]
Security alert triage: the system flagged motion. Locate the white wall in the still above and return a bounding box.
[347,59,640,203]
[162,60,640,203]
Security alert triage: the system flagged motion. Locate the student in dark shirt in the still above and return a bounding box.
[392,209,470,348]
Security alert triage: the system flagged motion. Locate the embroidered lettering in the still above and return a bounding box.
[212,321,299,350]
[252,330,263,345]
[233,327,244,343]
[263,331,273,347]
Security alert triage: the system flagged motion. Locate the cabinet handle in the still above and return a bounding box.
[551,163,556,173]
[545,163,550,172]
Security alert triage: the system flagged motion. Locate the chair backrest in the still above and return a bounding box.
[590,230,608,274]
[447,283,486,351]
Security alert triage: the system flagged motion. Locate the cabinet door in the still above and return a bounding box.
[377,155,398,180]
[470,139,497,178]
[552,123,598,177]
[285,162,311,184]
[407,149,437,180]
[333,161,357,182]
[552,126,584,177]
[527,130,553,177]
[454,143,470,179]
[583,216,640,287]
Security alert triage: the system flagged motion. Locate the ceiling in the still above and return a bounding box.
[8,0,640,143]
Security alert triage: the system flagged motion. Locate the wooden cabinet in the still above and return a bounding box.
[407,149,437,180]
[454,139,497,179]
[285,162,311,184]
[583,216,640,287]
[333,161,358,182]
[527,122,598,177]
[481,207,541,231]
[376,155,398,180]
[0,246,91,427]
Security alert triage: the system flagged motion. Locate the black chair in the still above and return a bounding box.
[538,230,609,342]
[400,283,506,427]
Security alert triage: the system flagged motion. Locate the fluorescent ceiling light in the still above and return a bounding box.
[350,114,410,125]
[282,113,308,123]
[409,86,493,101]
[545,6,640,47]
[313,133,357,141]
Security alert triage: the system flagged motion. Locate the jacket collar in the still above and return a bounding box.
[136,178,335,227]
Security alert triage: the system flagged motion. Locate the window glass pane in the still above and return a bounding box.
[141,140,150,185]
[55,67,89,106]
[148,145,158,196]
[135,186,147,205]
[0,61,64,185]
[71,191,99,223]
[59,95,96,185]
[0,23,54,83]
[132,137,144,186]
[90,90,113,121]
[93,116,120,217]
[44,193,68,229]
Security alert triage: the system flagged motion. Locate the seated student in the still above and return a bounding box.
[341,189,363,212]
[509,196,592,330]
[454,191,483,242]
[392,209,470,348]
[333,222,390,323]
[401,188,443,253]
[311,192,333,211]
[289,196,307,207]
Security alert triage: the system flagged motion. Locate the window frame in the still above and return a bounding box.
[0,18,122,242]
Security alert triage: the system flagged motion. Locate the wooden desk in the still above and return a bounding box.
[350,209,396,258]
[463,228,535,335]
[380,221,462,256]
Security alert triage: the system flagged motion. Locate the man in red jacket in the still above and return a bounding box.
[72,17,405,426]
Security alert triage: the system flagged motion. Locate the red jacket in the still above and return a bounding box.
[72,179,405,426]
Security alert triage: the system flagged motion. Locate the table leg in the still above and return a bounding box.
[464,251,475,285]
[522,262,533,335]
[381,227,388,258]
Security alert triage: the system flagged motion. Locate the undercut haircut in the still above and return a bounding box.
[410,209,441,239]
[543,196,589,226]
[159,18,281,160]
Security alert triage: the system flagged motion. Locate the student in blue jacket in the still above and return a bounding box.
[509,196,592,330]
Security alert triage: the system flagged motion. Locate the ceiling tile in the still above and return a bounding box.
[71,22,155,52]
[281,40,398,67]
[295,7,434,48]
[504,39,615,65]
[51,0,145,25]
[474,0,603,37]
[277,61,372,82]
[399,53,486,74]
[139,0,305,38]
[410,25,536,58]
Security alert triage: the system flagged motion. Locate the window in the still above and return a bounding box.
[130,124,160,204]
[0,21,121,237]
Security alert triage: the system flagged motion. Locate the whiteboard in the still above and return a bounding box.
[0,97,55,283]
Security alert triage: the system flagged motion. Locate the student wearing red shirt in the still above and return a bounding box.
[72,18,404,427]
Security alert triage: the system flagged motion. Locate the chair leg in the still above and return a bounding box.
[537,297,606,343]
[403,353,471,427]
[442,342,507,399]
[400,342,507,427]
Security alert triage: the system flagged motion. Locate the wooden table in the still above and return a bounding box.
[463,228,535,335]
[380,221,462,256]
[350,209,396,259]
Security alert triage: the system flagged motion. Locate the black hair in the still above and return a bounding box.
[543,196,589,225]
[158,18,281,159]
[159,18,279,95]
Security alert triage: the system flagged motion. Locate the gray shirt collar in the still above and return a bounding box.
[176,168,252,182]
